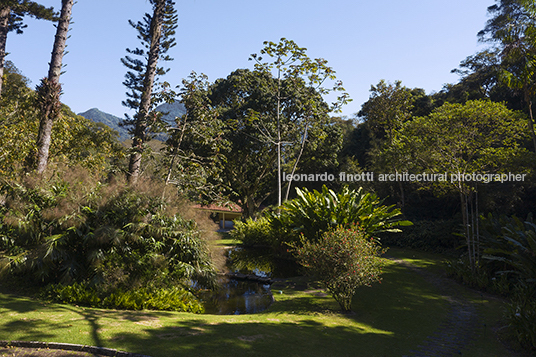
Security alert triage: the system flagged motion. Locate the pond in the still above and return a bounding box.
[201,247,300,315]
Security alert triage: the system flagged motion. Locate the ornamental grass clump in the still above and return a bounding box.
[292,225,386,312]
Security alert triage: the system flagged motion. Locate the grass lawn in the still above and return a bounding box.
[0,248,522,357]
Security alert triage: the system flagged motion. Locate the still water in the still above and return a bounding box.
[201,247,300,315]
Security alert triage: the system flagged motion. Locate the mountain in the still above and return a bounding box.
[154,102,187,123]
[78,102,187,142]
[78,108,129,141]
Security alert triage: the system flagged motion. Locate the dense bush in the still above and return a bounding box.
[0,169,216,309]
[292,225,386,312]
[230,217,275,247]
[42,283,204,313]
[274,185,411,243]
[446,213,536,350]
[381,219,462,253]
[231,185,410,253]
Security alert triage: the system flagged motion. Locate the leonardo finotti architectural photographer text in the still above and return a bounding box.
[282,172,527,183]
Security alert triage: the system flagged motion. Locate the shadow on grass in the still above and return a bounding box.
[111,318,395,357]
[0,291,173,348]
[0,260,449,357]
[113,261,448,357]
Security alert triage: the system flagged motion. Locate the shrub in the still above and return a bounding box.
[292,225,386,312]
[382,219,461,253]
[42,283,204,313]
[504,285,536,350]
[1,169,216,291]
[479,213,536,350]
[230,217,275,247]
[274,185,411,244]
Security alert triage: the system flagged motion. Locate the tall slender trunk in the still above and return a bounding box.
[276,70,282,207]
[162,115,188,198]
[459,184,474,273]
[34,0,73,174]
[526,95,536,152]
[284,121,309,201]
[0,6,10,97]
[128,0,165,184]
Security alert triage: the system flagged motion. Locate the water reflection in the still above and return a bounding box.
[201,277,273,315]
[226,247,300,279]
[200,247,301,315]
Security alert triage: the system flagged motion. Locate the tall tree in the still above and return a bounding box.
[179,68,337,217]
[384,100,530,272]
[162,71,226,203]
[357,80,420,207]
[32,0,72,174]
[121,0,177,184]
[0,0,56,96]
[250,38,350,206]
[476,0,536,151]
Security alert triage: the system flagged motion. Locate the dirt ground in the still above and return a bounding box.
[0,346,109,357]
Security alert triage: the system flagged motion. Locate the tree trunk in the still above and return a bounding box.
[276,73,282,207]
[0,6,10,97]
[459,185,474,273]
[284,122,309,201]
[527,97,536,152]
[128,0,165,184]
[34,0,73,174]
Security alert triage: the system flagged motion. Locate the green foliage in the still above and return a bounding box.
[505,285,536,350]
[446,212,536,350]
[292,226,386,312]
[161,71,226,204]
[0,169,217,291]
[0,62,125,179]
[382,219,462,253]
[358,80,416,142]
[385,99,531,271]
[230,217,275,247]
[274,185,411,243]
[41,282,204,313]
[3,1,57,35]
[481,213,536,286]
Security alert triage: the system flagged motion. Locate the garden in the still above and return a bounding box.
[2,1,536,355]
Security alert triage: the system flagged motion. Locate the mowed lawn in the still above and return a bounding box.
[0,249,516,357]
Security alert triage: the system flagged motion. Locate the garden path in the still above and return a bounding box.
[393,258,480,357]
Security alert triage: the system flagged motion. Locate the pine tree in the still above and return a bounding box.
[33,0,73,174]
[121,0,178,184]
[0,0,56,96]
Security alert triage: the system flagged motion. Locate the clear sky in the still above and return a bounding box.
[6,0,494,119]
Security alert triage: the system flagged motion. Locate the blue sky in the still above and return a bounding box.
[6,0,493,118]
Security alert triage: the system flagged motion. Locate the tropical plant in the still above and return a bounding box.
[292,225,386,312]
[273,185,411,243]
[42,283,205,313]
[0,170,216,291]
[481,213,536,286]
[250,38,351,206]
[479,213,536,349]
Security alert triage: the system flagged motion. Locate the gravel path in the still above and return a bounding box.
[392,258,480,357]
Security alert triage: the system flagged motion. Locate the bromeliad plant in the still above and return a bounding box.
[292,225,386,312]
[273,185,411,243]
